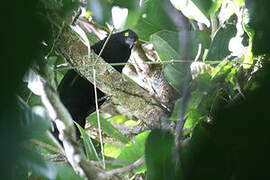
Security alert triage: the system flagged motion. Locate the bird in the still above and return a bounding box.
[53,29,138,142]
[92,29,138,71]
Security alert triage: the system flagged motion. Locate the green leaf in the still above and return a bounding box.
[187,89,204,111]
[151,30,210,62]
[150,30,210,90]
[170,0,210,27]
[107,115,129,124]
[104,144,123,158]
[206,24,237,61]
[133,18,162,42]
[124,120,139,126]
[112,0,140,10]
[170,91,204,129]
[150,31,181,60]
[145,129,177,180]
[192,0,223,16]
[225,66,239,87]
[184,109,203,130]
[209,0,224,15]
[86,112,129,144]
[140,0,176,31]
[74,121,100,161]
[116,130,151,173]
[127,0,177,41]
[163,64,188,92]
[211,60,234,78]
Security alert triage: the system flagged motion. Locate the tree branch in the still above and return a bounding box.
[101,156,145,178]
[39,67,105,180]
[56,25,173,129]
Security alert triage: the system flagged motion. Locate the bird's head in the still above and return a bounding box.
[121,29,139,49]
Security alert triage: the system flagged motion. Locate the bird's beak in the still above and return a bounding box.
[125,37,137,48]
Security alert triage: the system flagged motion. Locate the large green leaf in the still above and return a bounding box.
[86,112,129,144]
[150,30,210,90]
[139,0,176,31]
[133,18,163,42]
[206,24,237,61]
[125,0,177,41]
[150,31,181,60]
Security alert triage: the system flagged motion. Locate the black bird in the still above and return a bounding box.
[91,29,138,71]
[53,29,138,141]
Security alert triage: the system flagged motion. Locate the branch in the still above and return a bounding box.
[101,156,145,178]
[38,67,105,180]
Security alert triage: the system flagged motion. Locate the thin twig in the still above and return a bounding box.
[93,68,106,169]
[92,30,114,169]
[26,91,33,104]
[94,30,114,64]
[101,156,145,177]
[55,59,224,71]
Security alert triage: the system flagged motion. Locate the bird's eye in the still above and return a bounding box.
[124,32,129,37]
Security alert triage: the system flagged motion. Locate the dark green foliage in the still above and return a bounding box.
[180,123,231,180]
[246,0,270,55]
[145,129,175,180]
[212,63,270,180]
[1,1,52,179]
